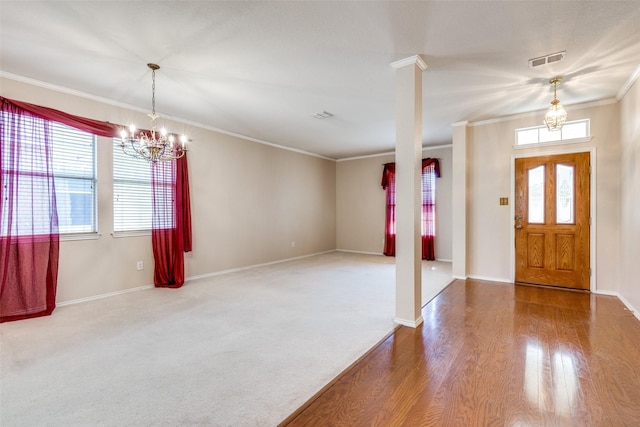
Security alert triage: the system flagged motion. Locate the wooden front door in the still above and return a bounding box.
[514,152,590,290]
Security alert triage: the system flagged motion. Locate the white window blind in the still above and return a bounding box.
[113,140,152,232]
[51,122,96,234]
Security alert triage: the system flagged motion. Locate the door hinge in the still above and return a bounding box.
[589,268,592,277]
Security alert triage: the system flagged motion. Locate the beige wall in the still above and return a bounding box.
[3,74,636,311]
[619,77,640,313]
[466,102,621,291]
[336,146,453,260]
[2,77,336,303]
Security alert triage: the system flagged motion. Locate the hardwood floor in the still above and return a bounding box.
[281,279,640,426]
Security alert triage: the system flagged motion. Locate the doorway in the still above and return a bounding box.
[514,152,590,290]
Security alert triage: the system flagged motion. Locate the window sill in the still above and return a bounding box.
[61,232,101,242]
[514,136,593,149]
[111,230,151,238]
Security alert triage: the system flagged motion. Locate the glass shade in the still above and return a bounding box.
[544,101,567,131]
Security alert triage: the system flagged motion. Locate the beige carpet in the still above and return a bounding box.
[0,251,451,426]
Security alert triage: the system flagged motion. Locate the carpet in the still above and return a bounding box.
[0,252,451,426]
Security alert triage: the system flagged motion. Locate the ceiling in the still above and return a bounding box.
[2,1,640,159]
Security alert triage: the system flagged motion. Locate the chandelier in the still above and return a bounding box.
[119,63,187,162]
[543,77,567,131]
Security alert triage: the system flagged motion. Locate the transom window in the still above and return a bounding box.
[516,119,590,147]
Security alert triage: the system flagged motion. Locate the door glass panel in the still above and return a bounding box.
[528,165,545,223]
[556,164,574,223]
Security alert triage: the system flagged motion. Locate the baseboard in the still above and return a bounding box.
[452,274,467,280]
[58,250,336,307]
[594,289,640,321]
[335,250,453,264]
[186,250,336,282]
[57,284,154,307]
[467,274,512,284]
[335,249,383,256]
[394,316,424,328]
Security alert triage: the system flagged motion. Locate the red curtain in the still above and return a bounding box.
[0,96,120,138]
[1,99,60,322]
[381,158,440,260]
[381,163,396,256]
[151,155,192,288]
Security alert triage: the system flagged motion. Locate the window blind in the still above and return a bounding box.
[113,140,152,232]
[51,122,96,234]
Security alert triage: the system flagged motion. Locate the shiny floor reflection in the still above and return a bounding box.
[283,279,640,426]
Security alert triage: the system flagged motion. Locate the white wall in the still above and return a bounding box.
[1,77,336,303]
[466,102,621,290]
[619,77,640,314]
[336,146,453,260]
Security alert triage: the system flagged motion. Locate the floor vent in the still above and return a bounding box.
[529,51,566,69]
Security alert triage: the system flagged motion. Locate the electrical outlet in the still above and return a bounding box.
[136,261,143,271]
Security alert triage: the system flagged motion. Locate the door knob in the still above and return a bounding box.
[515,224,523,230]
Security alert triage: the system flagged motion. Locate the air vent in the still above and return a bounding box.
[311,111,334,119]
[528,51,566,69]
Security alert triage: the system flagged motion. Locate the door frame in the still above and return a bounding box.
[509,147,596,292]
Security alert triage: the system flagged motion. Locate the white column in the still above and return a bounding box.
[390,55,427,328]
[451,121,468,279]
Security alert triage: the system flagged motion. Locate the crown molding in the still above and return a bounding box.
[336,144,452,162]
[617,64,640,101]
[451,121,469,128]
[468,98,618,127]
[0,71,335,161]
[390,55,427,71]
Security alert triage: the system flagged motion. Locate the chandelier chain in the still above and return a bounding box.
[151,68,156,116]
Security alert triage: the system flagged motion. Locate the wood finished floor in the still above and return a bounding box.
[281,279,640,426]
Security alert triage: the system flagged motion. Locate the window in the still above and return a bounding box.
[1,114,96,236]
[516,119,590,147]
[113,140,152,232]
[556,164,574,224]
[51,123,97,234]
[381,158,440,260]
[528,165,545,224]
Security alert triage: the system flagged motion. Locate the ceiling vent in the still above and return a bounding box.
[311,111,334,119]
[528,51,566,69]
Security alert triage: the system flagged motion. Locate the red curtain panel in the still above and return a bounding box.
[151,154,192,288]
[1,99,60,322]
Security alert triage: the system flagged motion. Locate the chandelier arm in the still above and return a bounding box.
[121,143,145,160]
[126,142,148,159]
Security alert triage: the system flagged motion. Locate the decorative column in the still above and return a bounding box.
[451,121,468,279]
[390,55,427,328]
